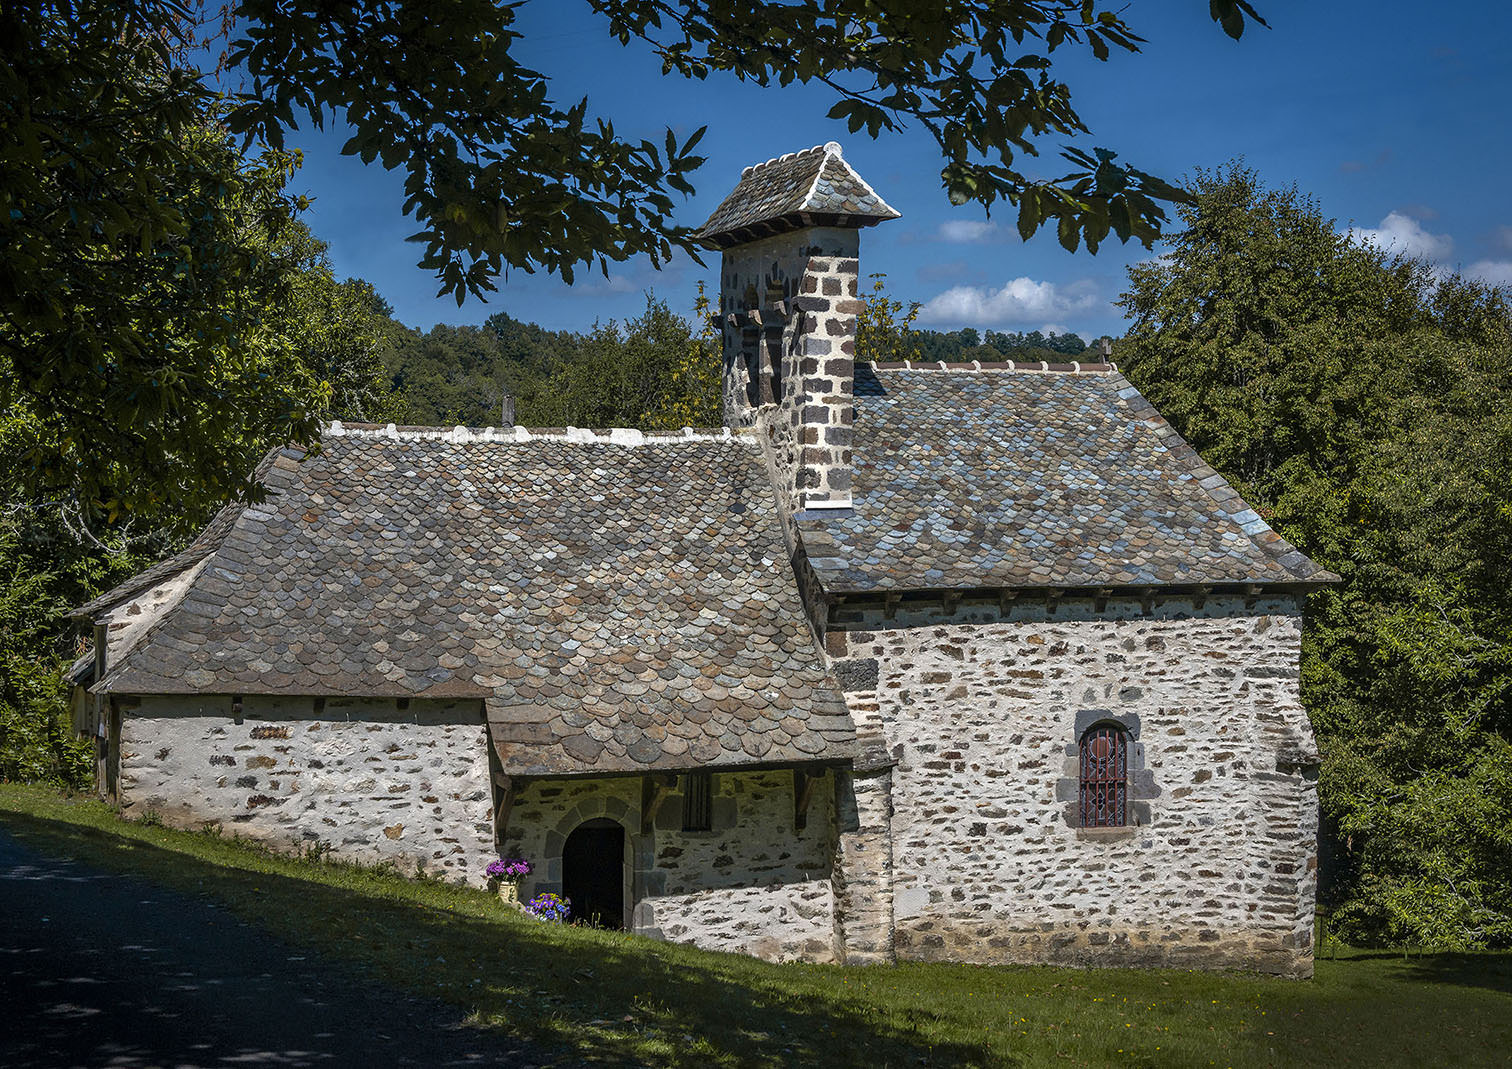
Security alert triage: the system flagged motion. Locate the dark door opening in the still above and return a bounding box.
[562,819,625,929]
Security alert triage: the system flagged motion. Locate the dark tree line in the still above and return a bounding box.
[1119,166,1512,950]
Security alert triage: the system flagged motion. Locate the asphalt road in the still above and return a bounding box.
[0,829,547,1068]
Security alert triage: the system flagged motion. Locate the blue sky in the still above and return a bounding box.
[280,2,1512,339]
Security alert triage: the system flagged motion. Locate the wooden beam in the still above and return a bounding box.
[1093,587,1113,613]
[997,589,1019,616]
[883,593,901,619]
[1044,589,1063,614]
[493,773,515,848]
[640,773,678,834]
[793,768,823,831]
[941,591,961,615]
[93,622,107,683]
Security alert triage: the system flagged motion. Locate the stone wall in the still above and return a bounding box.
[119,694,493,884]
[718,228,861,511]
[826,594,1319,977]
[831,767,896,964]
[504,768,839,962]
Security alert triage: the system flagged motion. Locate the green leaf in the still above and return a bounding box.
[1016,190,1042,240]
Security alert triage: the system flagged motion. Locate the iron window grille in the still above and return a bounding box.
[1079,724,1130,827]
[682,772,713,831]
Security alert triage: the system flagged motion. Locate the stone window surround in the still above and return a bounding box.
[1055,708,1161,839]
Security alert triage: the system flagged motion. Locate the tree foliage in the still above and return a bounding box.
[855,274,923,364]
[379,288,722,432]
[1,3,339,519]
[379,316,580,428]
[914,326,1095,363]
[219,0,1267,295]
[5,0,1266,523]
[0,211,399,787]
[1118,165,1512,949]
[525,292,721,431]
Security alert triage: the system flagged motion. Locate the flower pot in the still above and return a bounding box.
[490,877,524,910]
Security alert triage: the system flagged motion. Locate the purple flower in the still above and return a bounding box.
[525,892,570,922]
[485,856,533,880]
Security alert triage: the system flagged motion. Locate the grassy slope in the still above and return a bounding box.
[1,784,1507,1069]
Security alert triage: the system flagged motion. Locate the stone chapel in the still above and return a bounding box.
[71,142,1333,976]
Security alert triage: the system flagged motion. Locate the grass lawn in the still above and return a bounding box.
[1,784,1508,1068]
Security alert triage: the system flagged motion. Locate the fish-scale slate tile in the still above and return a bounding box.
[95,432,854,776]
[694,142,900,246]
[796,366,1339,593]
[73,448,290,621]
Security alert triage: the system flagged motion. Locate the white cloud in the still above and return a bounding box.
[1348,211,1454,261]
[937,219,999,243]
[1467,260,1512,288]
[918,276,1102,329]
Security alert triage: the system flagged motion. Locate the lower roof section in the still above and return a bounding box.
[88,425,855,776]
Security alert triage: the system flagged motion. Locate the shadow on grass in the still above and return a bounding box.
[0,809,1000,1068]
[1329,949,1512,998]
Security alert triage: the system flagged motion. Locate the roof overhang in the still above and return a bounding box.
[826,579,1338,622]
[695,210,897,250]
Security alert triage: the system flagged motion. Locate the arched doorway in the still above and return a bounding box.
[562,818,625,929]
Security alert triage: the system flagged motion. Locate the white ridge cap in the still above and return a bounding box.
[319,422,755,447]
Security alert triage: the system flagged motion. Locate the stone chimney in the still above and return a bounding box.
[694,142,899,512]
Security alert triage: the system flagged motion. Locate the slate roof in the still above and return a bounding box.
[89,427,854,777]
[74,459,278,621]
[694,142,900,247]
[796,365,1337,593]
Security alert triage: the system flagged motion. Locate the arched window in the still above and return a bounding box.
[1079,724,1129,827]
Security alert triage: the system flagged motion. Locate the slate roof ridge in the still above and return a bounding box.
[324,421,753,447]
[870,360,1118,373]
[743,142,828,180]
[1106,371,1340,585]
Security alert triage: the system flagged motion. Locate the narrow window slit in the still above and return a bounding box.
[682,772,713,831]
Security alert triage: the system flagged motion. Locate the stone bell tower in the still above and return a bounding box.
[693,142,899,513]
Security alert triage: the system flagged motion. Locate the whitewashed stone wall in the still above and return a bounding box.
[505,768,838,962]
[119,695,493,884]
[827,594,1319,977]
